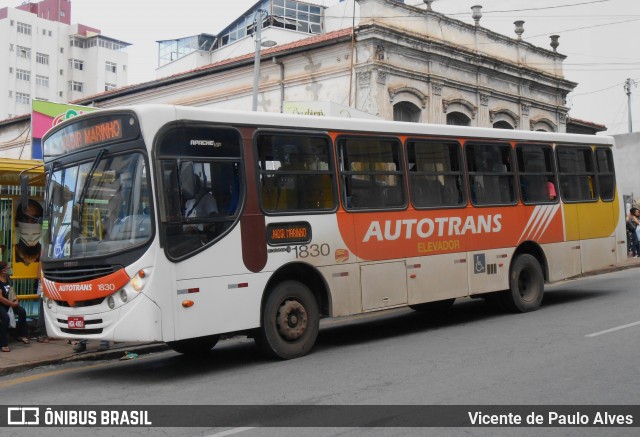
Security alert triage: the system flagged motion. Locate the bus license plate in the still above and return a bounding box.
[68,316,85,329]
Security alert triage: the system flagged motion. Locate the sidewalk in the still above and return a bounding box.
[0,338,168,376]
[1,256,640,377]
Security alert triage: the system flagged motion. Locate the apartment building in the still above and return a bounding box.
[0,0,129,119]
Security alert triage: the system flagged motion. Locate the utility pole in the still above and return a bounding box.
[252,10,266,112]
[624,78,637,133]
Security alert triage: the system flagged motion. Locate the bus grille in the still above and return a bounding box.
[43,265,122,283]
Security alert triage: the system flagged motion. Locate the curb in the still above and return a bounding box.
[61,342,169,364]
[0,343,168,377]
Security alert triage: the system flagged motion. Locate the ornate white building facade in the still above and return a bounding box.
[0,0,600,159]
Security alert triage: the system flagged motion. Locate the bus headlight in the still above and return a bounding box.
[46,298,53,309]
[104,268,150,310]
[130,269,148,293]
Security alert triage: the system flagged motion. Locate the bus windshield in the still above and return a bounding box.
[45,151,151,259]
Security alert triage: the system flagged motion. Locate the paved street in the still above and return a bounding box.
[1,267,639,436]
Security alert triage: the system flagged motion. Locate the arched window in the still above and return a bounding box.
[447,112,471,126]
[530,118,556,132]
[490,109,519,129]
[393,102,421,123]
[493,120,514,129]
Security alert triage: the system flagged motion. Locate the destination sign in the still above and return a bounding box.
[43,114,139,160]
[266,222,312,246]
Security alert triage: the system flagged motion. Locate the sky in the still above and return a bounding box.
[3,0,639,135]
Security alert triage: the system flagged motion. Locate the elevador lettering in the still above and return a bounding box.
[363,214,503,242]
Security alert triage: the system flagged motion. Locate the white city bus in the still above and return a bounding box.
[39,105,624,359]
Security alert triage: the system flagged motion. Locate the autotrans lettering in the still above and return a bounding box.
[363,214,503,242]
[57,284,92,292]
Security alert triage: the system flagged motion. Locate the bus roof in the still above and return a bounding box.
[49,104,615,148]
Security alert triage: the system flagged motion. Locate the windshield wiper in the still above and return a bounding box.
[77,148,105,226]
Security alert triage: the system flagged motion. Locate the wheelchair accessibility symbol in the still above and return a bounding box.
[474,254,486,274]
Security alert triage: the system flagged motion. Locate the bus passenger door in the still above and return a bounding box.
[360,261,407,311]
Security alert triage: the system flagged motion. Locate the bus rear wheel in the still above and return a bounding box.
[255,281,319,360]
[167,334,220,355]
[499,254,544,313]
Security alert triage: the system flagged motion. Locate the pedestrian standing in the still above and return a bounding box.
[0,262,30,352]
[626,207,640,257]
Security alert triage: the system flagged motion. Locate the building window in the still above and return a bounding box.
[9,67,13,74]
[97,38,127,51]
[272,0,323,34]
[60,69,64,75]
[8,91,12,98]
[68,81,84,92]
[447,112,471,126]
[16,92,30,105]
[48,30,52,37]
[69,58,84,70]
[36,52,49,65]
[36,75,49,87]
[42,29,46,36]
[393,102,421,123]
[16,69,30,81]
[17,45,31,59]
[70,36,86,48]
[105,61,117,73]
[17,22,32,35]
[493,120,514,129]
[104,83,116,91]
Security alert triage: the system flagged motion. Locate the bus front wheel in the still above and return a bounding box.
[167,334,220,355]
[255,281,319,360]
[499,254,544,313]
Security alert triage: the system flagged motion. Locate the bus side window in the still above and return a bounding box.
[407,140,464,208]
[339,137,405,210]
[596,147,615,201]
[466,143,515,206]
[516,144,557,204]
[557,146,596,202]
[257,133,336,213]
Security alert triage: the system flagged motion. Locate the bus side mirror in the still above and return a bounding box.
[20,174,29,212]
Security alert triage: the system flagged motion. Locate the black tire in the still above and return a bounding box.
[167,334,220,355]
[254,280,319,360]
[409,298,455,314]
[498,254,544,313]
